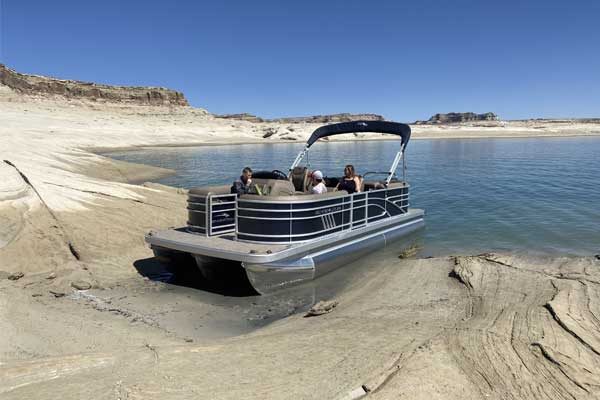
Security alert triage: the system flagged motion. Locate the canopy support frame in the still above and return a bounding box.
[289,146,309,172]
[386,149,403,186]
[288,120,412,179]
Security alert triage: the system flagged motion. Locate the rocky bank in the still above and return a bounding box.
[0,63,188,106]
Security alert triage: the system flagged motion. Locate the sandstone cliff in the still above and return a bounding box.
[272,113,385,124]
[415,112,498,124]
[0,64,188,106]
[215,113,265,122]
[216,112,385,124]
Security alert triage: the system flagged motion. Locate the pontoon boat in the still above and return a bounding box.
[145,121,425,294]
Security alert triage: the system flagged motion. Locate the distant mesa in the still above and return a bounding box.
[272,113,385,124]
[0,64,501,125]
[415,112,498,124]
[216,113,266,122]
[216,112,385,124]
[0,63,188,106]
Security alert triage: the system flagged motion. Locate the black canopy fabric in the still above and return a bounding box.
[306,120,411,148]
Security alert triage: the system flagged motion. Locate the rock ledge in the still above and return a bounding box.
[0,64,188,106]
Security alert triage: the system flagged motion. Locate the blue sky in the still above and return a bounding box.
[1,0,599,121]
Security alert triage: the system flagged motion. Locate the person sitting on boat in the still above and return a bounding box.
[231,167,260,195]
[336,164,361,194]
[310,170,327,194]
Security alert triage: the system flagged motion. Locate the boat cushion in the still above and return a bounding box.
[188,185,231,196]
[290,166,309,192]
[240,190,348,202]
[387,181,407,189]
[363,181,386,191]
[251,178,295,196]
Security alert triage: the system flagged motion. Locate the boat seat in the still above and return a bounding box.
[252,178,296,196]
[387,181,407,189]
[188,185,231,196]
[290,166,309,192]
[240,190,348,202]
[363,180,386,191]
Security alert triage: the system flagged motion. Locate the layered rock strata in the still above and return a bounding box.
[216,112,385,123]
[416,112,498,124]
[0,64,188,106]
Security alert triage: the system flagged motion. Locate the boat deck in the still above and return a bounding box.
[146,228,290,261]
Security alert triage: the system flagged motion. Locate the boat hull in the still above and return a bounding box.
[147,209,424,294]
[243,215,424,294]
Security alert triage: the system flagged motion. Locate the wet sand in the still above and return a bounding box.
[1,93,600,399]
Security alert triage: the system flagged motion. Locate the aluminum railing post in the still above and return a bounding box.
[234,196,238,237]
[350,193,354,229]
[365,191,369,226]
[403,151,407,182]
[206,195,211,237]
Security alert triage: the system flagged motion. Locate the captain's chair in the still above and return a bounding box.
[358,175,365,192]
[290,166,309,192]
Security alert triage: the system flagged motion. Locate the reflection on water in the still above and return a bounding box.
[105,137,600,256]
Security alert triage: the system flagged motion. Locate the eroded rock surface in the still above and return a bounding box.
[415,112,498,124]
[217,112,385,123]
[1,253,598,399]
[0,64,188,106]
[374,254,600,399]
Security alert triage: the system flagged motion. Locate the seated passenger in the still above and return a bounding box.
[310,170,327,194]
[336,164,361,194]
[231,167,260,195]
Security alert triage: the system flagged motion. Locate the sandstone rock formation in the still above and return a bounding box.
[216,112,385,124]
[215,113,265,122]
[415,112,498,124]
[0,64,188,106]
[271,113,385,124]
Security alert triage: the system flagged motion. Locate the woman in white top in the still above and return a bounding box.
[310,170,327,194]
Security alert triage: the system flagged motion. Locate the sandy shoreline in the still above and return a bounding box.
[94,130,600,153]
[1,91,600,398]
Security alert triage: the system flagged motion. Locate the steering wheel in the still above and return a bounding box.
[271,169,288,180]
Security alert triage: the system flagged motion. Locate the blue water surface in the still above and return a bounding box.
[105,137,600,256]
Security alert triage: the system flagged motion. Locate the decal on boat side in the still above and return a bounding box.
[314,206,343,216]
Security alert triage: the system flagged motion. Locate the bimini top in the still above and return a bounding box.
[306,120,411,149]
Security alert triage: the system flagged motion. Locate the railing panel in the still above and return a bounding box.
[232,184,412,243]
[186,193,237,236]
[208,193,237,236]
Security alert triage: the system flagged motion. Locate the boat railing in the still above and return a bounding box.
[207,193,238,236]
[187,191,238,236]
[234,184,410,244]
[188,184,409,241]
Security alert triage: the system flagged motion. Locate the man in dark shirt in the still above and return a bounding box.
[231,167,259,195]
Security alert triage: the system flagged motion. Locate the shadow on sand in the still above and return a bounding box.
[133,255,258,297]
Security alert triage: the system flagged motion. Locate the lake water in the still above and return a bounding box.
[105,137,600,257]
